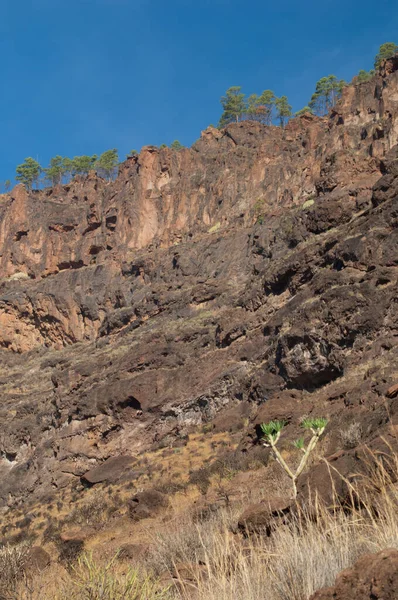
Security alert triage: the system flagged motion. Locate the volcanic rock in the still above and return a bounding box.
[310,548,398,600]
[1,58,398,509]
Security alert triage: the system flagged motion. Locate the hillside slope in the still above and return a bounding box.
[1,57,398,510]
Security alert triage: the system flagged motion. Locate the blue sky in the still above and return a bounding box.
[1,0,398,184]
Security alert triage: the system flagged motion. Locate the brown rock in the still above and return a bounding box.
[81,455,135,485]
[2,58,398,510]
[117,543,150,561]
[386,382,398,399]
[25,546,51,572]
[159,562,208,591]
[128,489,169,522]
[310,548,398,600]
[59,527,96,542]
[237,496,292,535]
[298,433,398,509]
[297,452,360,508]
[58,539,85,564]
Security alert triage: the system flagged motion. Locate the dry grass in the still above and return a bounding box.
[172,445,398,600]
[145,506,239,575]
[0,542,30,599]
[339,421,363,449]
[54,553,172,600]
[169,490,398,600]
[4,446,398,600]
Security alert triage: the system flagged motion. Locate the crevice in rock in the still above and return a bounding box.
[58,260,85,271]
[14,230,28,241]
[82,222,101,235]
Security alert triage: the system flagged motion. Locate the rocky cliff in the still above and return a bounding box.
[1,57,398,509]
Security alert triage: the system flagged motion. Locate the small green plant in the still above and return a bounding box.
[302,198,315,210]
[208,222,221,234]
[170,140,184,151]
[65,552,171,599]
[202,423,214,434]
[260,417,328,498]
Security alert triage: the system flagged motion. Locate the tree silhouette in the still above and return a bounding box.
[275,96,292,128]
[16,158,42,190]
[374,42,398,70]
[170,140,184,150]
[247,90,275,124]
[95,149,119,180]
[219,86,246,126]
[45,156,67,186]
[71,155,97,177]
[309,75,346,116]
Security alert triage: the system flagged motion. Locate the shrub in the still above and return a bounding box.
[62,552,171,599]
[0,543,29,598]
[189,467,211,495]
[339,421,363,449]
[65,493,117,527]
[58,539,85,567]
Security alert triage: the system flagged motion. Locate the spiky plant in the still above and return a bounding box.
[293,437,305,451]
[301,417,328,433]
[260,417,328,499]
[260,420,285,444]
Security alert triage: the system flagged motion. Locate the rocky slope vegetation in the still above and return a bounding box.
[1,56,398,515]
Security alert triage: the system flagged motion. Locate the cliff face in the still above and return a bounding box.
[1,58,398,507]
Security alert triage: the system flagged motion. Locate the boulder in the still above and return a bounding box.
[60,527,96,542]
[310,548,398,600]
[58,539,85,565]
[81,456,135,486]
[25,546,51,572]
[386,382,398,398]
[297,451,359,508]
[128,489,169,522]
[117,543,150,561]
[298,434,398,509]
[237,496,292,535]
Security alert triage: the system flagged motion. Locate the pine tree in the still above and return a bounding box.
[247,94,260,119]
[95,149,119,180]
[63,157,74,181]
[4,180,11,192]
[45,156,67,186]
[170,140,184,151]
[127,149,138,158]
[247,90,275,124]
[309,75,346,116]
[71,155,97,177]
[275,96,292,128]
[259,90,275,125]
[219,86,246,127]
[15,158,42,190]
[357,69,375,83]
[374,42,398,70]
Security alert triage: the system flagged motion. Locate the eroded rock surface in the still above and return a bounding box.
[310,548,398,600]
[1,58,398,507]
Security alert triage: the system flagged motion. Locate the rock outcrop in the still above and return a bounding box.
[1,57,398,507]
[310,548,398,600]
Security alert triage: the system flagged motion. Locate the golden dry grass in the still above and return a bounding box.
[3,445,398,600]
